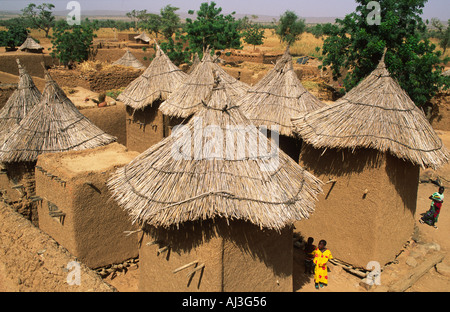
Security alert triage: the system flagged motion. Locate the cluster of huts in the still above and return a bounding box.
[0,41,448,292]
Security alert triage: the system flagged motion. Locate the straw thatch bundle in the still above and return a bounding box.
[117,43,188,110]
[159,50,249,118]
[0,69,116,163]
[108,76,323,231]
[187,52,200,74]
[0,60,41,144]
[134,32,151,43]
[237,47,325,138]
[113,50,145,69]
[19,37,44,52]
[291,52,449,169]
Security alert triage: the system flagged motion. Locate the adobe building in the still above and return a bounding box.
[291,52,449,268]
[35,143,140,269]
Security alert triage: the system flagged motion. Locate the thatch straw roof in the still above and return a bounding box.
[0,69,116,163]
[108,75,323,231]
[291,52,449,169]
[19,37,44,52]
[237,47,325,138]
[134,32,151,43]
[158,50,249,119]
[113,50,145,69]
[117,43,188,110]
[0,60,41,144]
[443,69,450,77]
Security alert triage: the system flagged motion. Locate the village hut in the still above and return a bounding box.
[113,49,146,70]
[107,75,323,292]
[118,42,188,153]
[0,59,41,221]
[291,51,450,268]
[19,36,44,53]
[35,142,140,269]
[134,32,151,44]
[0,68,116,225]
[237,47,325,161]
[159,49,249,119]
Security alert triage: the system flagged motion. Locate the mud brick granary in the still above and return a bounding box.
[237,47,325,162]
[118,42,187,153]
[35,143,139,269]
[108,74,323,292]
[291,51,449,268]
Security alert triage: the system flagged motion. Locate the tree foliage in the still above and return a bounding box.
[185,1,241,54]
[0,19,29,50]
[320,0,448,107]
[276,10,305,45]
[242,23,265,50]
[21,3,55,38]
[431,18,450,54]
[159,5,181,39]
[50,20,97,67]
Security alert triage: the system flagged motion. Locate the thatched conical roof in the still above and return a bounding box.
[108,75,323,231]
[158,50,249,119]
[237,47,325,138]
[0,59,41,144]
[134,32,151,43]
[113,50,145,69]
[0,69,116,163]
[117,43,188,110]
[291,52,449,169]
[19,37,44,52]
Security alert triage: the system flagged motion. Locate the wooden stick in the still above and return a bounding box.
[157,246,169,255]
[187,263,205,278]
[173,260,199,274]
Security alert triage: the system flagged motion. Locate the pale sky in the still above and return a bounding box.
[0,0,448,20]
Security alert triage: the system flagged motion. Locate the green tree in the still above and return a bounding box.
[139,13,162,37]
[160,5,181,39]
[320,0,448,107]
[185,1,241,55]
[51,20,97,67]
[276,10,305,45]
[126,9,148,30]
[21,3,55,38]
[0,19,29,50]
[242,23,265,50]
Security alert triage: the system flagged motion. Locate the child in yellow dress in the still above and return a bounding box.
[313,239,333,289]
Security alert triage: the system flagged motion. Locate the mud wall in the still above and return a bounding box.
[0,202,116,292]
[126,104,165,153]
[80,102,127,147]
[296,145,418,268]
[35,143,140,269]
[139,219,293,292]
[0,54,55,78]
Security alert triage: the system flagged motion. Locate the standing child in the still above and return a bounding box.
[420,186,444,229]
[313,239,333,289]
